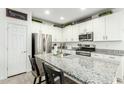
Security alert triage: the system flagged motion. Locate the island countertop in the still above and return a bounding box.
[35,53,120,84]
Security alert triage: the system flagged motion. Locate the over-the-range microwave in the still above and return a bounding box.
[79,32,93,41]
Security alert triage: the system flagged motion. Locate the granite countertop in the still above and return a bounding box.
[35,53,120,84]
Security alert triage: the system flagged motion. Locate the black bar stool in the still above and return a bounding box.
[42,62,64,84]
[42,62,77,84]
[28,55,45,84]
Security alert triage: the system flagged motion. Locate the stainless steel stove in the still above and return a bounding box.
[76,44,95,57]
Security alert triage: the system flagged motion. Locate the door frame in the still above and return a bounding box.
[7,23,28,77]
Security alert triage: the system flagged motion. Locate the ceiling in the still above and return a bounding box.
[26,8,106,24]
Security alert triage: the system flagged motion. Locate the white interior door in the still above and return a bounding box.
[7,24,27,76]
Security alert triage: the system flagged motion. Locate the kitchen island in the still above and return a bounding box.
[35,53,120,84]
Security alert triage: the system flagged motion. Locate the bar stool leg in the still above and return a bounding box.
[33,77,37,84]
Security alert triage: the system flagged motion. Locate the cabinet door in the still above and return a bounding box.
[106,12,123,41]
[68,26,73,42]
[86,20,93,32]
[62,27,68,42]
[92,16,106,41]
[54,27,62,42]
[62,27,67,42]
[72,24,79,42]
[51,28,56,42]
[59,28,62,42]
[51,27,62,42]
[79,22,87,34]
[64,26,73,42]
[63,27,67,42]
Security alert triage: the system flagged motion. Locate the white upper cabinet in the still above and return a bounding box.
[78,22,86,34]
[52,27,62,42]
[85,20,93,32]
[62,27,66,42]
[78,20,93,34]
[59,11,124,42]
[62,24,79,42]
[92,16,106,41]
[51,27,56,42]
[32,22,63,42]
[92,11,124,41]
[72,24,79,42]
[62,26,73,42]
[105,12,124,41]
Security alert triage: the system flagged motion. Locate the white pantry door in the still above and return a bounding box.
[7,24,27,76]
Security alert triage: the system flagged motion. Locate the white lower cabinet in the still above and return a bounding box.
[91,52,124,81]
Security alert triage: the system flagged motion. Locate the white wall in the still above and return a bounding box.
[0,8,7,80]
[0,8,32,80]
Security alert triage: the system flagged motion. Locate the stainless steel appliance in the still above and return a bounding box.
[32,33,52,57]
[79,32,93,41]
[76,51,91,57]
[76,44,95,57]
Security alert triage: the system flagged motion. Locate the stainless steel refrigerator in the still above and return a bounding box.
[32,33,52,57]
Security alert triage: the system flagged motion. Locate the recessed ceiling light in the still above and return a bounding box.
[45,10,50,15]
[80,8,86,10]
[60,16,64,20]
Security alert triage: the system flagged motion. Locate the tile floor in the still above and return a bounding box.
[0,72,77,84]
[0,72,123,84]
[0,72,34,84]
